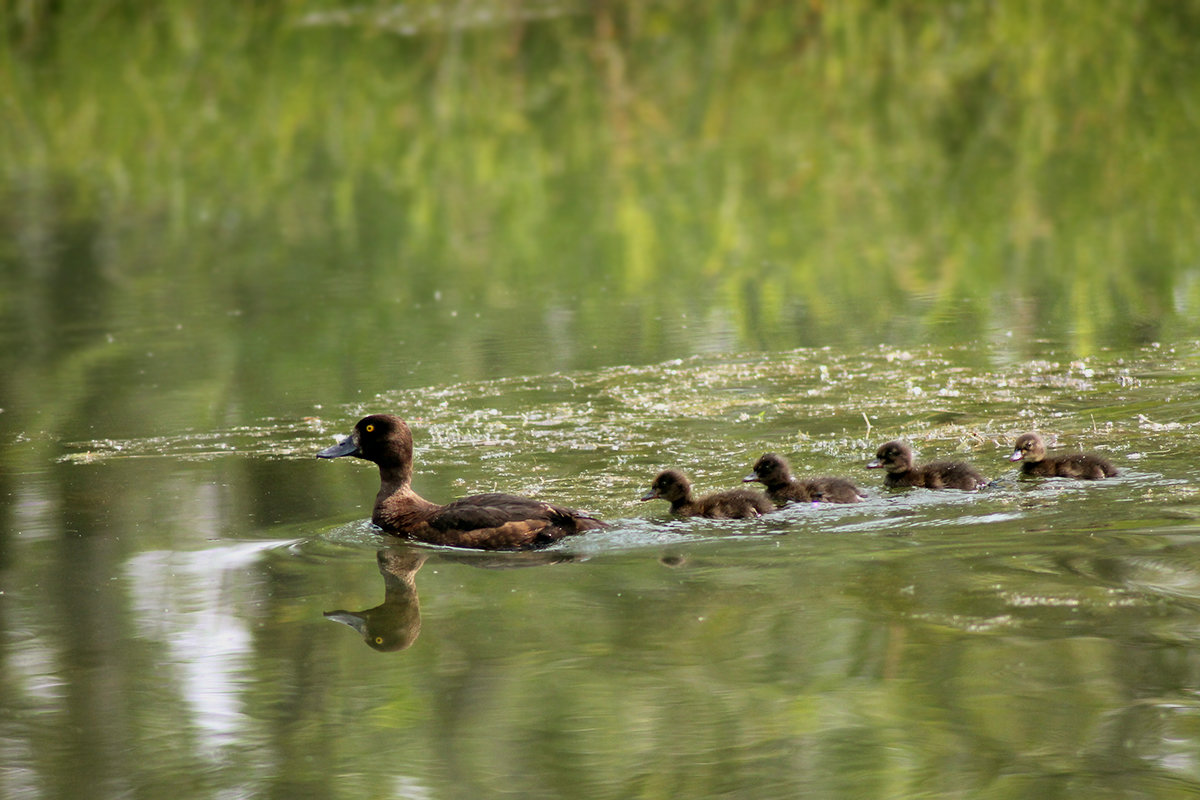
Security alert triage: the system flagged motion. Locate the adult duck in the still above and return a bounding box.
[317,414,604,550]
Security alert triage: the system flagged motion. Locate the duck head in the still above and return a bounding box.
[641,469,692,504]
[867,440,914,474]
[1009,432,1046,463]
[317,414,414,470]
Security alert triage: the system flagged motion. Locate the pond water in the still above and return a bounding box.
[5,3,1200,799]
[8,343,1200,798]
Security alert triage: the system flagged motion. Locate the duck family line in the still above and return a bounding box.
[318,414,1117,551]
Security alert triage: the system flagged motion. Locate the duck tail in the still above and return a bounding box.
[571,512,608,532]
[540,502,607,533]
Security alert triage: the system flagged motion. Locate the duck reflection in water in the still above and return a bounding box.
[326,546,580,652]
[325,548,427,652]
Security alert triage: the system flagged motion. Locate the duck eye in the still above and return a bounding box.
[365,424,375,433]
[374,636,384,645]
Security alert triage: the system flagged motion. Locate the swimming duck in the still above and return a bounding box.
[866,440,987,490]
[641,468,774,519]
[317,414,605,550]
[1008,432,1117,479]
[744,452,866,505]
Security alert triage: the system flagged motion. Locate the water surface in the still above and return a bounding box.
[7,344,1200,798]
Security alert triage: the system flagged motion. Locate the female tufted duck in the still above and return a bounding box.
[317,414,605,550]
[1008,432,1117,479]
[744,453,866,505]
[866,440,988,490]
[641,469,774,519]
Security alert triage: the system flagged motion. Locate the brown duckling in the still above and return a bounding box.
[317,414,605,550]
[866,440,988,490]
[744,452,866,505]
[1008,432,1117,479]
[641,469,774,519]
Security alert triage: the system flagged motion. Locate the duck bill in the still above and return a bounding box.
[742,473,760,483]
[323,610,368,635]
[639,489,659,502]
[1007,450,1024,462]
[865,459,883,469]
[317,435,360,459]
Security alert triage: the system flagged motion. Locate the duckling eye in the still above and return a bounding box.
[365,424,375,433]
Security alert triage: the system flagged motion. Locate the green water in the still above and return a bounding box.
[4,2,1200,798]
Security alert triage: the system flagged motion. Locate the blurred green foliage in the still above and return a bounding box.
[2,0,1200,437]
[5,0,1200,337]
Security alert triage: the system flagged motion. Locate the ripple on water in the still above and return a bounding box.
[54,343,1200,550]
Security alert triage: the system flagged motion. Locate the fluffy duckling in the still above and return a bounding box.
[744,452,866,505]
[641,469,774,519]
[866,440,987,490]
[1008,432,1117,479]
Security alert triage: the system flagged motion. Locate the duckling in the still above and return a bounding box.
[317,414,604,550]
[1008,432,1116,479]
[866,440,987,490]
[744,452,866,505]
[641,469,774,519]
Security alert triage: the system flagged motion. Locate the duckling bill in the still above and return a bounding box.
[317,414,604,550]
[641,469,774,519]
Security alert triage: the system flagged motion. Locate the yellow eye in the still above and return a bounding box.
[365,424,375,433]
[374,637,384,645]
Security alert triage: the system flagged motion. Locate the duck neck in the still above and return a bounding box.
[377,462,413,498]
[669,489,695,514]
[767,474,793,492]
[373,466,442,530]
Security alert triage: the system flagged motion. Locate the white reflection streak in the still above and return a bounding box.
[125,541,285,758]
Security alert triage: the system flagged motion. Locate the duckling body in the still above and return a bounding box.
[867,440,987,490]
[1009,432,1116,479]
[744,453,866,505]
[642,469,774,519]
[317,414,604,550]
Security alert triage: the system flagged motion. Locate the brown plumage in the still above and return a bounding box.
[744,452,866,505]
[317,414,605,550]
[641,468,774,519]
[866,440,987,490]
[1008,432,1117,479]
